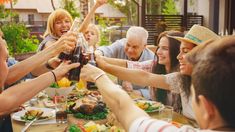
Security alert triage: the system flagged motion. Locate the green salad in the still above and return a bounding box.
[73,109,108,120]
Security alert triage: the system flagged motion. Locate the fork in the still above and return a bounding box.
[21,112,43,132]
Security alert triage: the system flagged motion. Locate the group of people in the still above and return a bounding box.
[81,35,235,131]
[94,25,220,121]
[1,0,235,131]
[0,0,107,131]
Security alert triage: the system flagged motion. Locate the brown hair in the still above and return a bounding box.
[153,31,184,74]
[188,36,235,126]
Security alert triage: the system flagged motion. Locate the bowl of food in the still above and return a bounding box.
[45,77,75,98]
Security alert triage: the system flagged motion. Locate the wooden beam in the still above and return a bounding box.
[183,0,188,30]
[141,0,146,27]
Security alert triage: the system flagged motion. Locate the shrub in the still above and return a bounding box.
[1,23,38,55]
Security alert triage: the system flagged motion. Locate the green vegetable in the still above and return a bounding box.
[50,83,59,88]
[145,104,160,112]
[69,124,82,132]
[74,110,108,120]
[20,115,35,121]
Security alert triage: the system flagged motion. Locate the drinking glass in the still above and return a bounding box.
[160,105,173,122]
[54,96,67,123]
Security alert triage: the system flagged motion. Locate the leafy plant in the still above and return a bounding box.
[146,0,162,15]
[60,0,80,19]
[1,23,38,55]
[162,0,179,15]
[0,5,10,19]
[95,16,111,46]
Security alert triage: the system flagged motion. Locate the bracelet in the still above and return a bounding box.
[51,71,57,82]
[94,72,105,83]
[45,60,54,70]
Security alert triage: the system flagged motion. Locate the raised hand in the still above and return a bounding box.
[52,61,80,81]
[95,55,107,69]
[47,57,62,69]
[51,31,77,56]
[80,64,105,82]
[96,0,107,7]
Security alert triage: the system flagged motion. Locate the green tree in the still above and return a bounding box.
[95,16,111,46]
[146,0,162,15]
[60,0,80,19]
[0,5,10,19]
[1,2,39,56]
[108,0,135,25]
[1,23,38,56]
[162,0,179,15]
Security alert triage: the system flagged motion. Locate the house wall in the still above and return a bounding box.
[219,0,226,34]
[197,0,210,27]
[15,9,49,22]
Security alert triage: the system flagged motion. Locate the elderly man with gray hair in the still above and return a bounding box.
[95,26,155,99]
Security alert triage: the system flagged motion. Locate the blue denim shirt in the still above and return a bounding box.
[6,57,33,88]
[97,38,155,100]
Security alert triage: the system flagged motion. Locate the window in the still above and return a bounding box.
[14,15,19,23]
[28,14,34,25]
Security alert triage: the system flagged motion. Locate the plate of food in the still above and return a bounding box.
[135,100,164,113]
[67,91,108,120]
[66,121,125,132]
[12,107,55,122]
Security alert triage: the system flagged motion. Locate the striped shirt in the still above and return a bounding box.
[129,117,221,132]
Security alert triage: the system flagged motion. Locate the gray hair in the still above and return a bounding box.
[126,26,149,45]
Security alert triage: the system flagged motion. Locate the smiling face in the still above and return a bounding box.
[177,41,196,75]
[156,37,171,67]
[124,36,146,61]
[53,16,72,37]
[0,38,9,88]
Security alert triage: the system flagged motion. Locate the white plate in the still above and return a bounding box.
[12,107,55,122]
[43,100,56,108]
[135,100,165,113]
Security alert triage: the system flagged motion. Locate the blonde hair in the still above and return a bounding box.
[43,8,73,38]
[89,24,100,41]
[87,24,100,48]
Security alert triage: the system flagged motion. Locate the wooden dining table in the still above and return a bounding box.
[12,91,198,132]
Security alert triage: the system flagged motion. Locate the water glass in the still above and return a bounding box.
[54,96,67,123]
[160,105,173,122]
